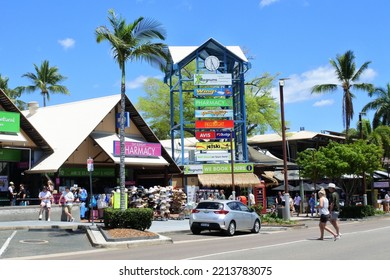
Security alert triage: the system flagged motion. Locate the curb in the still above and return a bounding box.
[86,226,173,249]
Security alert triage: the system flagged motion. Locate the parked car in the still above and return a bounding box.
[189,200,261,236]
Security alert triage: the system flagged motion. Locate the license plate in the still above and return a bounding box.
[201,223,209,227]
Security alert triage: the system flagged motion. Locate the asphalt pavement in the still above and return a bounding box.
[0,215,310,248]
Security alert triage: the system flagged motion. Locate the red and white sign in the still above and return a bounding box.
[195,120,234,129]
[195,131,216,139]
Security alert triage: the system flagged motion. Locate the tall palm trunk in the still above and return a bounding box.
[120,67,126,211]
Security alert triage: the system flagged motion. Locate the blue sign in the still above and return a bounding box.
[215,131,234,139]
[116,112,130,128]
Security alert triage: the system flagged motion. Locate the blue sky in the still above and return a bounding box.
[1,0,389,134]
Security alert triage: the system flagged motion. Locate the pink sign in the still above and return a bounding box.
[113,141,161,157]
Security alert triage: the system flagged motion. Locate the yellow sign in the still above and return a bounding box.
[196,141,234,150]
[113,192,128,209]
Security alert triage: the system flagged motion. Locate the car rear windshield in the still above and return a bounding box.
[196,202,224,210]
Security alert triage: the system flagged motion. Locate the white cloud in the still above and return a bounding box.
[125,75,163,89]
[58,38,75,50]
[313,99,334,107]
[259,0,279,8]
[126,75,148,89]
[271,65,377,104]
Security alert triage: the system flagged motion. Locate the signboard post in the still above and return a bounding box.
[87,157,94,226]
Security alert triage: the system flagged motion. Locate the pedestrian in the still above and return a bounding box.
[328,183,341,237]
[47,180,54,192]
[293,193,301,216]
[249,190,255,206]
[58,186,75,222]
[308,193,316,217]
[384,191,390,213]
[38,186,53,221]
[8,181,16,206]
[275,191,283,206]
[218,189,226,200]
[316,188,338,241]
[17,184,27,206]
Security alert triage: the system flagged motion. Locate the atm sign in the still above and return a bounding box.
[196,131,216,139]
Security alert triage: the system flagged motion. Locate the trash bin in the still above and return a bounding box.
[383,201,389,212]
[277,206,284,218]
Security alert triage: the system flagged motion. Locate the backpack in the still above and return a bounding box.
[79,189,87,202]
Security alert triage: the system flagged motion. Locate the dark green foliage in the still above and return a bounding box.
[103,207,153,231]
[339,205,375,218]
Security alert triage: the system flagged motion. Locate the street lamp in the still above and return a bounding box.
[279,78,290,220]
[359,112,367,205]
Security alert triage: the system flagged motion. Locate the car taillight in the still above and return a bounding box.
[191,209,200,213]
[214,210,229,215]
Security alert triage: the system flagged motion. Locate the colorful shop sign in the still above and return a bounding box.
[0,148,21,162]
[195,120,234,129]
[203,163,254,174]
[195,131,216,139]
[195,109,233,118]
[183,163,254,174]
[0,111,20,133]
[195,131,234,140]
[58,167,117,177]
[113,141,161,157]
[195,152,231,162]
[196,141,234,151]
[194,73,232,86]
[194,87,232,97]
[194,98,233,107]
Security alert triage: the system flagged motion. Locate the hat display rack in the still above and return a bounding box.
[126,185,187,221]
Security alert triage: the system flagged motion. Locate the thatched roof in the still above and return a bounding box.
[198,173,260,188]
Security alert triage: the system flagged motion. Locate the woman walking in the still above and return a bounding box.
[317,188,338,241]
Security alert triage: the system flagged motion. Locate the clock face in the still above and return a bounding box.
[205,56,220,71]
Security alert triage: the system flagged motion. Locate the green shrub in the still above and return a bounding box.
[103,207,153,231]
[249,204,263,216]
[339,205,375,219]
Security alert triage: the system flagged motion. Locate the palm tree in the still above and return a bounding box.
[19,60,69,107]
[0,74,26,110]
[96,9,168,210]
[311,50,373,135]
[362,83,390,129]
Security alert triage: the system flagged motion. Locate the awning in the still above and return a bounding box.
[0,132,27,144]
[91,132,169,167]
[198,173,260,188]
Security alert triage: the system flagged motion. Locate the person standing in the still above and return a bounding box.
[38,186,53,221]
[17,184,27,206]
[59,186,75,222]
[308,193,316,217]
[218,189,226,200]
[317,188,338,241]
[293,193,301,216]
[275,191,283,206]
[249,190,255,206]
[8,181,17,206]
[328,183,341,237]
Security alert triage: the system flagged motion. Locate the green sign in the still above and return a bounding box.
[184,163,254,174]
[58,167,116,177]
[194,98,233,107]
[0,148,21,162]
[0,111,20,133]
[203,163,254,174]
[113,192,128,209]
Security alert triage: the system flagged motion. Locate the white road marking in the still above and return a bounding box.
[0,230,17,257]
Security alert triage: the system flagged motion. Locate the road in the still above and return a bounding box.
[1,216,389,260]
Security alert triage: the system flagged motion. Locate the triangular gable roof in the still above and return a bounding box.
[23,94,181,174]
[167,38,248,69]
[0,89,52,153]
[248,130,345,144]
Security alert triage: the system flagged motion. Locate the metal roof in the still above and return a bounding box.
[22,94,181,174]
[0,89,52,153]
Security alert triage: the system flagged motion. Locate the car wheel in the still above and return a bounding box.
[191,228,201,235]
[251,219,261,233]
[225,221,236,236]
